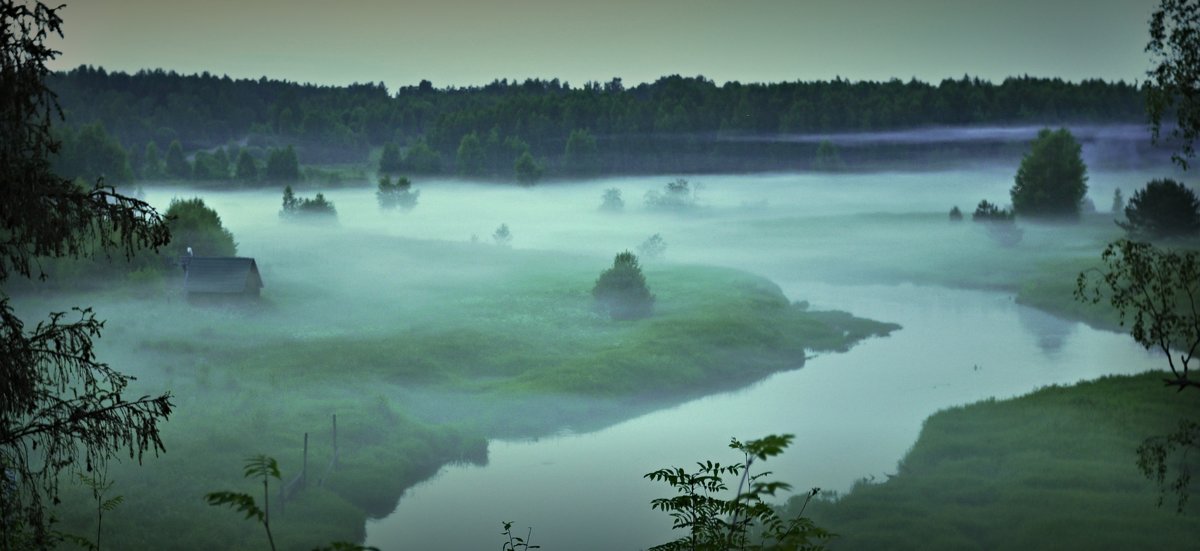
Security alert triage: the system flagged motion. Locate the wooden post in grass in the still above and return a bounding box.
[302,432,308,490]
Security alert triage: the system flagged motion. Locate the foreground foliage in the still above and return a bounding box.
[0,2,174,548]
[1147,0,1200,169]
[1076,239,1199,512]
[1076,240,1199,392]
[205,455,281,551]
[647,434,831,551]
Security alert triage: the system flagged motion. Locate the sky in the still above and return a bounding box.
[48,0,1160,90]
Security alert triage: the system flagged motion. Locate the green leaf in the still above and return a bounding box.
[204,491,264,522]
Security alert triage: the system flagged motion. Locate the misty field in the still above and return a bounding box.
[13,168,1194,550]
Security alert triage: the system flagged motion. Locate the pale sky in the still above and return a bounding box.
[48,0,1159,90]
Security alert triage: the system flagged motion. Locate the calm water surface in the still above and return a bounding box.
[365,283,1158,551]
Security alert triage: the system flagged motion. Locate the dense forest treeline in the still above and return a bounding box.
[47,66,1152,183]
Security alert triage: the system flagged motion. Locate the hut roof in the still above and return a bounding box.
[185,257,263,294]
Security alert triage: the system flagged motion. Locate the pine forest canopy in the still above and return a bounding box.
[46,67,1148,171]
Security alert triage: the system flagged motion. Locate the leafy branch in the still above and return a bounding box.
[205,455,280,551]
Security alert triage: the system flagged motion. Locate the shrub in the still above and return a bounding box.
[972,200,1014,222]
[280,186,336,219]
[493,223,512,246]
[592,251,654,320]
[599,188,624,212]
[645,178,697,210]
[297,193,336,216]
[1117,178,1200,239]
[637,233,667,259]
[949,206,963,221]
[973,200,1022,246]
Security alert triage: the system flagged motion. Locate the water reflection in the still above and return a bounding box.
[1016,306,1078,357]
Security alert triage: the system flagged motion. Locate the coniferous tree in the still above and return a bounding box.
[514,151,543,185]
[404,138,442,173]
[1118,178,1200,239]
[593,251,655,320]
[165,139,190,179]
[456,132,485,177]
[235,150,258,181]
[379,142,403,173]
[142,141,163,179]
[265,145,300,181]
[564,128,598,173]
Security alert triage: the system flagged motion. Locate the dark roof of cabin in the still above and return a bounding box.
[185,257,263,294]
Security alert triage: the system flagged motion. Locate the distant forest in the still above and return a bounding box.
[47,66,1152,183]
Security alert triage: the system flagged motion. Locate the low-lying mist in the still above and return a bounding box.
[12,160,1185,550]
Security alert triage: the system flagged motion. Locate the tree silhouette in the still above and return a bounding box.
[1118,179,1200,239]
[1147,0,1200,169]
[1011,128,1088,219]
[0,3,174,547]
[592,251,655,320]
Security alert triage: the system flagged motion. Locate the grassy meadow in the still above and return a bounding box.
[17,231,896,550]
[16,168,1199,549]
[802,371,1200,550]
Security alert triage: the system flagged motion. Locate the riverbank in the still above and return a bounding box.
[801,371,1199,549]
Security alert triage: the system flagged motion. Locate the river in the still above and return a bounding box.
[139,167,1165,550]
[364,282,1159,550]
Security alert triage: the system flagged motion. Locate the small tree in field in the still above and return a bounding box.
[1011,128,1088,220]
[645,178,697,211]
[1117,178,1200,239]
[972,200,1014,222]
[377,175,419,210]
[638,233,667,259]
[599,188,624,212]
[592,251,654,320]
[493,223,512,246]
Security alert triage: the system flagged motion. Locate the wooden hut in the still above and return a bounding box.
[183,257,263,298]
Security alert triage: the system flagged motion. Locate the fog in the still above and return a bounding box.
[14,156,1185,549]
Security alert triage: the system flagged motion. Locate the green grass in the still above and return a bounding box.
[802,372,1200,550]
[28,242,895,551]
